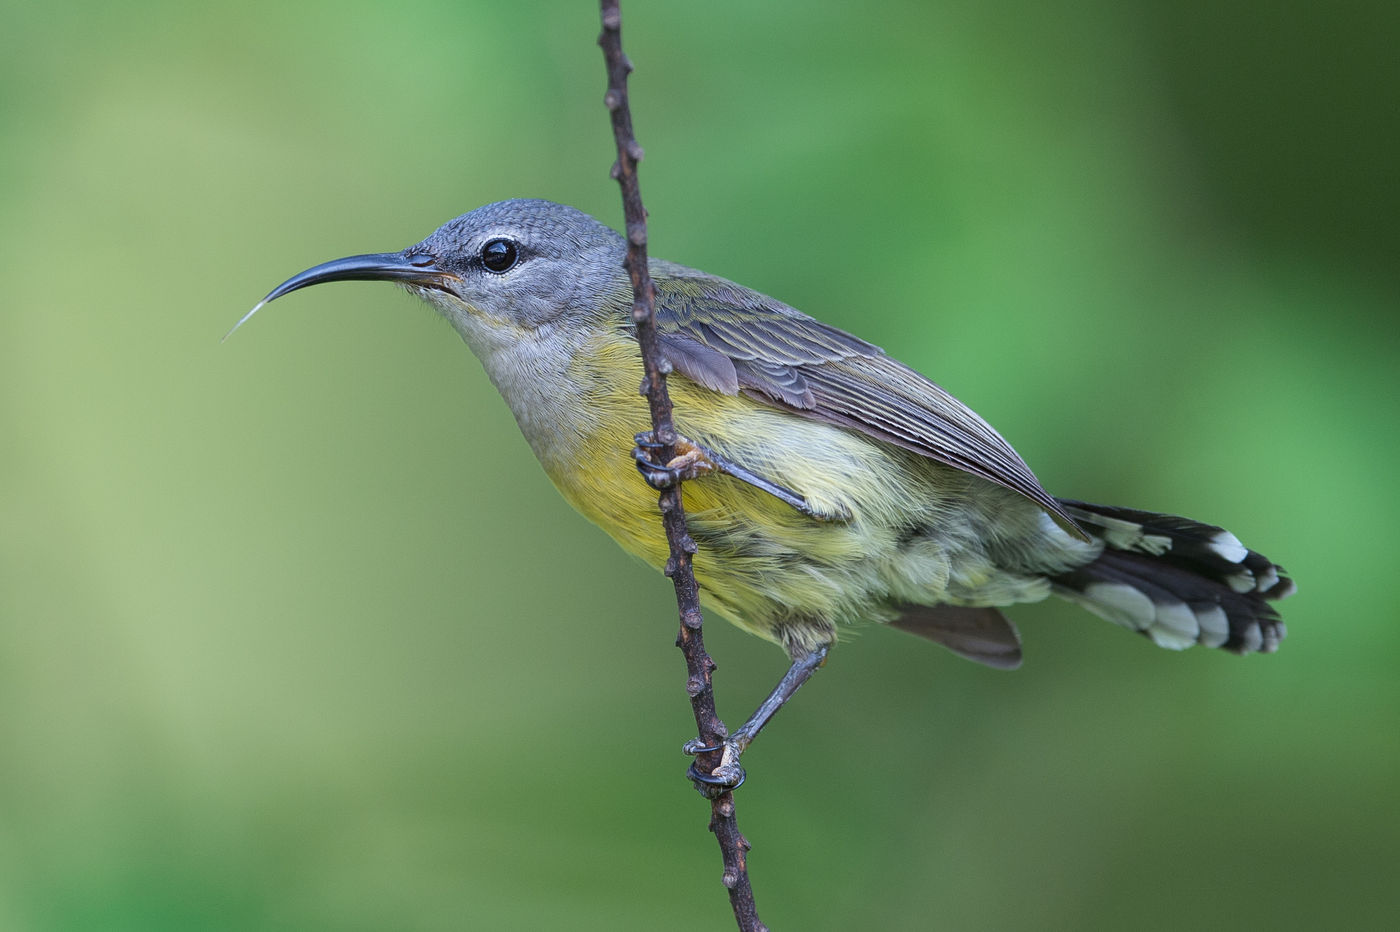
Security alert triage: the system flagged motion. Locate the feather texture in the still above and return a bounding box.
[652,266,1086,538]
[1050,500,1292,653]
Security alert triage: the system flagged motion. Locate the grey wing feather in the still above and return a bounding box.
[889,604,1023,670]
[652,268,1086,539]
[657,332,740,394]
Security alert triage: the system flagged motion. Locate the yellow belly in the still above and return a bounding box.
[533,329,1038,656]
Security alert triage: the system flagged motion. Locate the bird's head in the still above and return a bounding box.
[230,199,630,346]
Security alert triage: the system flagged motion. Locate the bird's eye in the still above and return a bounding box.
[480,238,519,274]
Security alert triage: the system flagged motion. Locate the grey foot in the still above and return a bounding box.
[684,737,746,794]
[632,431,715,491]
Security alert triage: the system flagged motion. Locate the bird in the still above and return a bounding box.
[237,198,1295,787]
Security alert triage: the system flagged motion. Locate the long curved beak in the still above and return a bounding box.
[225,251,451,341]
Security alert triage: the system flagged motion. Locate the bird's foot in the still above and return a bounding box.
[683,736,746,796]
[632,431,716,491]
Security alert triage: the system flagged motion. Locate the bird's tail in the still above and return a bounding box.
[1050,499,1295,653]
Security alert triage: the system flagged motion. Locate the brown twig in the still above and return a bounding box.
[597,4,765,931]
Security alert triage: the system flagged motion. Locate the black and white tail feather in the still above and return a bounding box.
[1051,500,1295,654]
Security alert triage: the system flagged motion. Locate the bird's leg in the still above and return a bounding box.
[685,643,830,792]
[632,431,832,519]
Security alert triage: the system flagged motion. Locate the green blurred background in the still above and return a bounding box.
[3,1,1396,929]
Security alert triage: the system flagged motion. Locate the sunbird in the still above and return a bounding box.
[238,199,1294,787]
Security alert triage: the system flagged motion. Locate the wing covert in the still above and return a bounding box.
[650,267,1085,538]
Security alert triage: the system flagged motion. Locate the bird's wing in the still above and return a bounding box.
[652,269,1086,538]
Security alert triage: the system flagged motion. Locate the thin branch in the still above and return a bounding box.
[597,4,765,931]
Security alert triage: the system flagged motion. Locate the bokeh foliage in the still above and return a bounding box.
[2,1,1396,929]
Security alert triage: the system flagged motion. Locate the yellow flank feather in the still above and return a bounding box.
[546,326,1057,656]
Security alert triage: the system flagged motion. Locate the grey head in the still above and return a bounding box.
[229,199,630,342]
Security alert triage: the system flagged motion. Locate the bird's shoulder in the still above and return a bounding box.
[649,262,877,404]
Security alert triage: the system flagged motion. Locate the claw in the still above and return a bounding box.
[682,737,723,756]
[633,430,667,451]
[633,449,677,489]
[684,737,747,794]
[687,759,746,793]
[632,432,715,491]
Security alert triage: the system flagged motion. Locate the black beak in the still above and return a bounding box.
[226,251,453,340]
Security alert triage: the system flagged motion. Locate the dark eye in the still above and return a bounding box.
[480,238,519,273]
